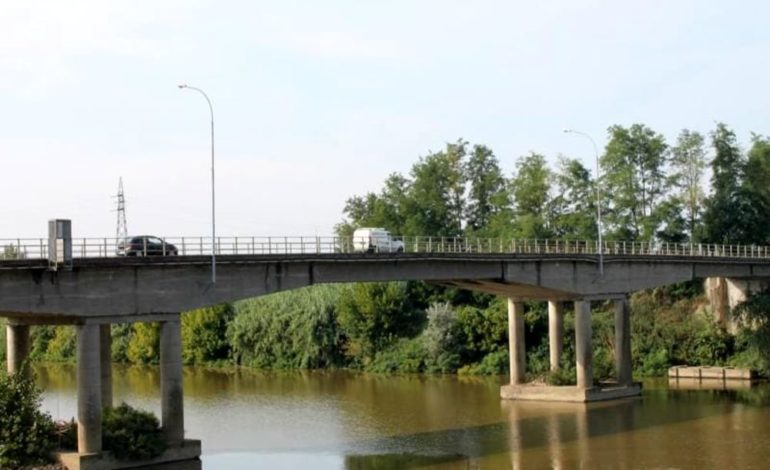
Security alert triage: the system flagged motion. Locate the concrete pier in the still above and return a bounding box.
[160,317,185,446]
[100,324,113,408]
[574,300,593,389]
[548,301,563,372]
[614,297,632,386]
[6,323,30,375]
[508,299,526,385]
[76,324,102,454]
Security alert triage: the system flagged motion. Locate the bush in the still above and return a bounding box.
[455,301,507,364]
[458,348,508,376]
[0,370,57,468]
[182,303,234,364]
[337,282,424,365]
[127,323,160,365]
[422,302,462,373]
[228,286,345,369]
[102,403,167,460]
[366,338,427,373]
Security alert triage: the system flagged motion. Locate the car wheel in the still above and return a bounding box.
[397,247,404,253]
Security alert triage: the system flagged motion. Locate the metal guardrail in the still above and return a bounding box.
[1,236,770,261]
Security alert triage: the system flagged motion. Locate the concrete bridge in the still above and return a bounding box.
[3,233,769,468]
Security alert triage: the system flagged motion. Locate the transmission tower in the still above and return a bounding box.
[115,177,128,241]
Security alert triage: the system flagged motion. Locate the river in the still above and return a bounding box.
[35,364,770,469]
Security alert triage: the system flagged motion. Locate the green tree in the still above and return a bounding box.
[702,123,751,243]
[338,173,410,238]
[337,282,423,364]
[670,129,707,242]
[510,152,553,239]
[550,157,597,240]
[182,303,234,364]
[0,370,57,468]
[741,134,770,244]
[126,322,160,364]
[601,124,669,240]
[464,145,508,236]
[403,141,466,236]
[227,286,344,369]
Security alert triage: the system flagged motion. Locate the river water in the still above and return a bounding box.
[35,364,770,469]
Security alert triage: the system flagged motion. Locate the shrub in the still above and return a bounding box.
[0,370,57,468]
[102,403,167,460]
[366,338,426,373]
[127,323,160,365]
[228,286,345,369]
[337,282,424,365]
[182,303,234,364]
[455,301,507,364]
[458,348,508,376]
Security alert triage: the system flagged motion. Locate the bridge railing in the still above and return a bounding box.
[2,236,770,261]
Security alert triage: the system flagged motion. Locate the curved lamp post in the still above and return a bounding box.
[564,128,604,276]
[179,84,216,283]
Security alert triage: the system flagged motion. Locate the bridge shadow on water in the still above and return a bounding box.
[338,385,769,470]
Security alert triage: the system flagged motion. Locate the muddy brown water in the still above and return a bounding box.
[35,364,770,469]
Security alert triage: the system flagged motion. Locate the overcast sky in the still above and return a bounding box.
[1,0,768,238]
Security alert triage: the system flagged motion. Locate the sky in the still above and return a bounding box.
[1,0,768,238]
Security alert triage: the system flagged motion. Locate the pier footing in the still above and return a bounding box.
[500,382,642,403]
[57,439,201,470]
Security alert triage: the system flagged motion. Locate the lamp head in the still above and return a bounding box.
[563,128,573,133]
[177,84,188,89]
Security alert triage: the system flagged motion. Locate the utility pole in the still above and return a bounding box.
[115,177,128,242]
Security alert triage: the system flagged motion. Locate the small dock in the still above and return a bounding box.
[668,366,755,380]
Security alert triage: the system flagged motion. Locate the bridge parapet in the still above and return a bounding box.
[2,236,770,260]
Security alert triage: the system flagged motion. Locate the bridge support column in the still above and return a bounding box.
[614,297,633,386]
[100,324,113,408]
[574,300,593,389]
[508,299,526,385]
[76,324,102,454]
[160,316,185,446]
[548,301,563,372]
[6,323,30,375]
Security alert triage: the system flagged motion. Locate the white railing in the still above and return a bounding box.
[1,237,769,261]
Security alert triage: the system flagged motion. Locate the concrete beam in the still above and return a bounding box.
[76,324,102,454]
[614,298,632,386]
[574,301,593,389]
[508,299,526,385]
[548,301,564,372]
[6,323,30,375]
[160,317,184,446]
[3,254,770,318]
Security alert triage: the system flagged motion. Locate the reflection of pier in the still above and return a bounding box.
[505,400,638,469]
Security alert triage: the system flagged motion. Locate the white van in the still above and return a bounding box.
[352,228,405,253]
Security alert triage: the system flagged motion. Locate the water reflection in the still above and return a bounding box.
[34,365,770,470]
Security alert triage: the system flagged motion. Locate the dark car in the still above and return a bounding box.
[116,236,178,256]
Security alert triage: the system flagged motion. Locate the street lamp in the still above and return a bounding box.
[179,84,216,283]
[563,128,604,276]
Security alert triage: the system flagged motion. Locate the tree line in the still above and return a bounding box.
[337,123,770,246]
